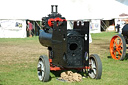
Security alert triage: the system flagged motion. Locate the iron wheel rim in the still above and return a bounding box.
[110,35,123,60]
[37,60,45,81]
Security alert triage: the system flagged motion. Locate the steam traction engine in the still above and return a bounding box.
[110,24,128,60]
[37,5,102,82]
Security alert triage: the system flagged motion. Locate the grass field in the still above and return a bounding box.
[0,32,128,85]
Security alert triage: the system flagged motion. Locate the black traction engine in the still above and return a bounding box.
[37,5,102,82]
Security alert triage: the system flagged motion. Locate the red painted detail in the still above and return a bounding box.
[48,18,54,27]
[48,17,66,27]
[50,65,90,71]
[49,58,63,71]
[73,66,90,70]
[54,17,63,22]
[49,58,90,71]
[50,66,63,71]
[49,59,52,63]
[85,66,90,69]
[55,17,66,22]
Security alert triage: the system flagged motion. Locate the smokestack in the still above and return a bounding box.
[51,5,58,13]
[55,5,58,13]
[51,5,54,13]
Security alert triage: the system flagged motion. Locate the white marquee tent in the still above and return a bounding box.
[0,0,128,20]
[0,0,128,38]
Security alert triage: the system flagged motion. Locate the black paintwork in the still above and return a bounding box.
[39,5,89,68]
[122,24,128,44]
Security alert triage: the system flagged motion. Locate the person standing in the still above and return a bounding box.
[116,20,120,33]
[27,21,33,37]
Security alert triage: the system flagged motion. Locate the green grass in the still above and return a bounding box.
[0,32,128,85]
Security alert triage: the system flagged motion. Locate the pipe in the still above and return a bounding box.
[55,5,58,13]
[51,5,54,13]
[39,30,52,47]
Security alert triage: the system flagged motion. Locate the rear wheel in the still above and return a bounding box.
[88,54,102,79]
[37,55,50,82]
[110,34,126,60]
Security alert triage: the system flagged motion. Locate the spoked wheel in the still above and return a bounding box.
[110,34,126,60]
[88,54,102,79]
[37,55,50,82]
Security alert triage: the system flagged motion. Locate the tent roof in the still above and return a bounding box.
[119,13,128,17]
[0,0,128,20]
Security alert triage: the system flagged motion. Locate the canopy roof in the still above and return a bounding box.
[0,0,128,20]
